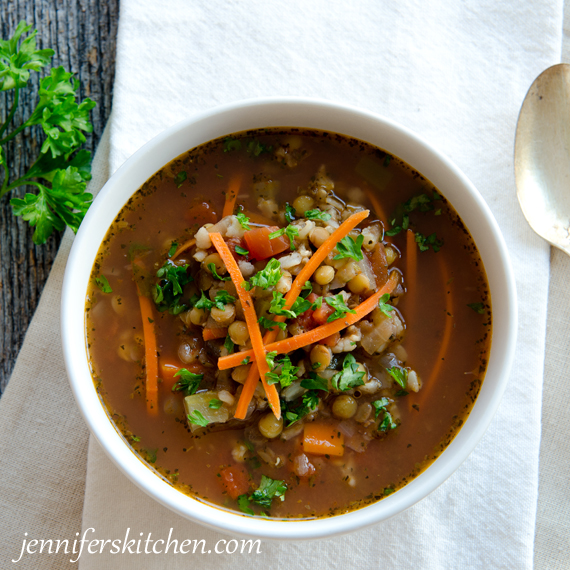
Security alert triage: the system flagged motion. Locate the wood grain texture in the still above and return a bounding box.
[0,0,118,395]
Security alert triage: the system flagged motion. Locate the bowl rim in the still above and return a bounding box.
[61,96,517,540]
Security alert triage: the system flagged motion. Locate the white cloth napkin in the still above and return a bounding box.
[72,1,562,568]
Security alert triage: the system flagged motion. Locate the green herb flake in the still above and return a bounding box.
[167,241,178,258]
[224,335,235,354]
[333,235,364,261]
[284,203,296,223]
[301,372,329,392]
[174,171,187,188]
[237,494,254,515]
[325,294,357,322]
[208,263,231,281]
[172,369,204,396]
[153,260,193,314]
[377,293,394,318]
[467,302,485,314]
[250,475,287,507]
[223,138,242,153]
[241,356,251,365]
[235,245,249,256]
[247,258,282,290]
[213,290,236,310]
[269,224,299,250]
[236,212,251,230]
[332,354,365,391]
[386,367,408,389]
[208,398,223,410]
[304,208,332,221]
[258,316,286,331]
[95,275,112,293]
[187,409,209,427]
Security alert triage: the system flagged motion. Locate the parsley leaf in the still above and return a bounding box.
[333,235,364,261]
[250,476,287,507]
[372,398,398,432]
[332,354,365,391]
[208,398,223,409]
[247,259,282,290]
[237,494,254,515]
[167,241,178,258]
[415,232,443,252]
[223,335,235,354]
[187,410,209,427]
[266,355,298,388]
[304,208,332,221]
[236,212,251,230]
[268,291,315,319]
[258,315,286,331]
[174,171,187,188]
[234,245,249,256]
[467,302,485,314]
[172,369,204,396]
[95,275,112,293]
[153,260,193,314]
[284,203,296,223]
[193,290,214,311]
[301,372,329,392]
[325,294,357,322]
[208,263,231,281]
[386,367,407,389]
[268,224,299,250]
[377,293,394,318]
[223,137,242,153]
[213,290,236,310]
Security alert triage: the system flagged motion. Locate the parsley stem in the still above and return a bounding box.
[0,176,34,198]
[0,120,28,146]
[0,86,19,140]
[0,156,9,196]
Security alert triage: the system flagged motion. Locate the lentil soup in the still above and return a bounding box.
[86,128,491,519]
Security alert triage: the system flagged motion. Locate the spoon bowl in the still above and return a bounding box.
[515,63,570,256]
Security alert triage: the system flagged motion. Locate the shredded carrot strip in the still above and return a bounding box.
[209,232,281,419]
[222,174,242,218]
[414,256,453,409]
[137,293,159,415]
[363,187,388,226]
[406,229,416,319]
[171,238,196,261]
[221,271,399,370]
[233,209,370,419]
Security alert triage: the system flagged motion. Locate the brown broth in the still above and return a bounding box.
[86,128,491,519]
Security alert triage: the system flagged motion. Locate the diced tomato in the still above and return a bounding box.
[185,201,218,225]
[219,465,250,499]
[312,300,335,325]
[243,226,290,260]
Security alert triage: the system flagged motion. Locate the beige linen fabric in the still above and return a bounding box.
[0,124,110,568]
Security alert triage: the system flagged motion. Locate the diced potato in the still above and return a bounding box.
[184,391,229,432]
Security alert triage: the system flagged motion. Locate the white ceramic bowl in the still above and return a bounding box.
[61,98,517,540]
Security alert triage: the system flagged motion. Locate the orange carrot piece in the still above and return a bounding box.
[363,187,388,226]
[202,326,228,341]
[233,209,370,419]
[415,256,453,409]
[171,238,196,261]
[222,174,242,218]
[220,271,399,370]
[209,232,281,419]
[137,294,159,415]
[406,229,416,319]
[303,423,345,457]
[219,465,250,499]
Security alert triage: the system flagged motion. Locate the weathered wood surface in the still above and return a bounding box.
[0,0,119,395]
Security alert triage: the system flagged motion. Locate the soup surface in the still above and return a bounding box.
[86,128,491,519]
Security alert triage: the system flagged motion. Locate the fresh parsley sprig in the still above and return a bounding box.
[246,258,282,290]
[172,369,204,396]
[333,235,364,261]
[304,208,331,221]
[0,21,96,244]
[153,260,193,314]
[332,354,365,391]
[269,224,299,250]
[325,294,356,322]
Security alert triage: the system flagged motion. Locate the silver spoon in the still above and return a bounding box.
[515,63,570,256]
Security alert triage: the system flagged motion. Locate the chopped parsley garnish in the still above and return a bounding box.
[266,355,298,388]
[223,335,235,354]
[415,232,443,252]
[187,410,209,427]
[332,354,365,391]
[284,203,296,223]
[246,140,272,157]
[167,241,178,258]
[172,369,204,396]
[372,398,397,432]
[301,372,329,392]
[467,302,485,314]
[192,290,214,311]
[238,476,287,515]
[213,290,236,309]
[223,137,242,153]
[333,235,364,261]
[208,263,231,281]
[304,208,332,221]
[282,390,321,426]
[265,351,278,370]
[234,245,249,256]
[246,258,282,290]
[95,275,112,293]
[153,260,193,314]
[377,293,394,318]
[386,367,408,389]
[174,171,187,188]
[241,356,251,365]
[269,224,299,250]
[269,291,316,319]
[258,315,286,331]
[208,398,223,409]
[325,294,357,322]
[236,212,251,230]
